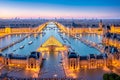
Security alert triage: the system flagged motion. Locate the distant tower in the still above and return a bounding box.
[110,24,115,33]
[5,26,11,33]
[99,20,103,29]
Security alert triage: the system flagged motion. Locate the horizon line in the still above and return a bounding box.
[0,17,120,20]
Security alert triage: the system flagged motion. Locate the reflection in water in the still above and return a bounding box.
[40,52,65,78]
[0,34,25,48]
[82,34,102,43]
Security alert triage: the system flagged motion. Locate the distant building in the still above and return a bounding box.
[99,20,103,29]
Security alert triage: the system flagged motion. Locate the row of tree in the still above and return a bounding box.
[103,73,120,80]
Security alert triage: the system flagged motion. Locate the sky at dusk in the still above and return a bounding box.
[0,0,120,19]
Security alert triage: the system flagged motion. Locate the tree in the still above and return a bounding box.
[103,73,109,80]
[116,76,120,80]
[103,73,119,80]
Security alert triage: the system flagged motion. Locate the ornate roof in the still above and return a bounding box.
[29,51,41,59]
[68,52,78,58]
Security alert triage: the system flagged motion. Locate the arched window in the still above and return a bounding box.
[29,58,36,69]
[31,63,33,68]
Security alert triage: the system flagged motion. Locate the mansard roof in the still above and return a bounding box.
[7,53,27,60]
[89,54,96,59]
[68,52,78,58]
[29,51,41,59]
[79,56,88,60]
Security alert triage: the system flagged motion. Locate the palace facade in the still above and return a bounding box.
[0,51,42,71]
[67,52,112,70]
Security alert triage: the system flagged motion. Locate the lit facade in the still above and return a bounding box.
[67,52,112,70]
[38,36,68,52]
[0,21,120,79]
[0,51,42,71]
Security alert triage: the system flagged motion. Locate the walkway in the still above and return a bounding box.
[39,52,65,78]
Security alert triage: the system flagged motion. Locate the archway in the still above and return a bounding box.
[49,45,55,52]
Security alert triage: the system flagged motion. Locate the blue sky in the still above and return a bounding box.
[0,0,120,19]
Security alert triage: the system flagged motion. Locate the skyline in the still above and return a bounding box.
[0,0,120,19]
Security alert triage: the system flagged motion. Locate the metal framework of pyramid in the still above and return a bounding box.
[37,36,67,52]
[41,36,63,47]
